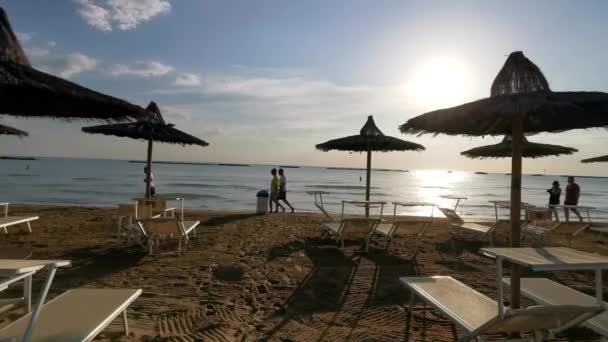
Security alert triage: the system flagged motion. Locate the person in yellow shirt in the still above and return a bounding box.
[269,168,284,213]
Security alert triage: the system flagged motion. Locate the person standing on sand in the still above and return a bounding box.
[278,168,295,213]
[564,176,583,222]
[269,168,284,213]
[144,166,156,197]
[547,180,561,206]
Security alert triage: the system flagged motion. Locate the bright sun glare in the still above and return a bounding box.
[406,58,473,109]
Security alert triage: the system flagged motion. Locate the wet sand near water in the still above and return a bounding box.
[0,205,607,341]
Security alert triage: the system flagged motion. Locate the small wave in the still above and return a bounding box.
[72,177,106,181]
[167,182,258,191]
[305,185,378,190]
[158,192,224,200]
[59,189,126,196]
[7,174,39,177]
[420,186,452,189]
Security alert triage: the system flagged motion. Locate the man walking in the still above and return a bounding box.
[564,176,583,222]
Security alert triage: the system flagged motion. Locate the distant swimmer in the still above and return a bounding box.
[25,165,29,170]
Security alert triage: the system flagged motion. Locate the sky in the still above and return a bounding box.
[1,0,608,176]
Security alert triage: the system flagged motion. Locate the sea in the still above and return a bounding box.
[2,157,608,221]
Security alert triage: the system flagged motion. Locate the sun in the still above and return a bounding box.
[405,57,473,109]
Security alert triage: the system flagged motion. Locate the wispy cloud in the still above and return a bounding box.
[15,32,33,43]
[75,0,171,32]
[108,61,173,77]
[38,53,98,79]
[174,73,201,87]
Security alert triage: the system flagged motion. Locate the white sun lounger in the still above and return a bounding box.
[307,191,335,221]
[401,276,604,341]
[438,207,497,245]
[503,277,608,338]
[374,201,435,251]
[137,218,200,255]
[0,288,142,342]
[0,203,38,234]
[523,209,588,247]
[321,218,380,252]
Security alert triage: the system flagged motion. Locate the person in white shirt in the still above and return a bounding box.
[278,168,294,213]
[144,166,156,197]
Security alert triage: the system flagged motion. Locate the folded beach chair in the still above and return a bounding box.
[137,198,178,218]
[374,219,430,252]
[503,277,608,338]
[307,191,336,221]
[137,218,200,255]
[438,207,497,245]
[0,203,38,234]
[523,209,588,247]
[321,218,380,252]
[0,288,141,341]
[401,276,604,341]
[116,201,157,237]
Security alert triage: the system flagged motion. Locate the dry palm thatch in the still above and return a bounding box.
[317,116,424,216]
[82,102,209,198]
[400,52,608,136]
[461,135,577,159]
[581,155,608,163]
[399,51,608,310]
[0,123,27,136]
[0,7,146,121]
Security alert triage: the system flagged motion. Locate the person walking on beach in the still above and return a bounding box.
[278,168,295,213]
[547,180,561,206]
[269,168,284,213]
[144,166,156,197]
[564,176,583,222]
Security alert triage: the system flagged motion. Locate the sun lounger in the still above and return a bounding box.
[307,191,336,221]
[401,276,604,341]
[524,209,588,247]
[321,218,380,252]
[374,202,435,251]
[137,218,200,255]
[116,201,159,236]
[438,207,497,245]
[0,203,38,234]
[503,277,608,338]
[0,288,141,341]
[134,198,180,218]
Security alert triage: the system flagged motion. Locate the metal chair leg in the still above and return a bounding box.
[122,310,129,335]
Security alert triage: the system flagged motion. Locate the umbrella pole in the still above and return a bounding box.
[509,113,523,310]
[365,149,371,218]
[145,138,153,199]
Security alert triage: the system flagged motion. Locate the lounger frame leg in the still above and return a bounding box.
[24,274,32,313]
[26,221,32,233]
[122,310,129,336]
[23,264,58,342]
[2,226,7,234]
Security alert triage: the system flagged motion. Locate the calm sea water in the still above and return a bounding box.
[2,157,608,220]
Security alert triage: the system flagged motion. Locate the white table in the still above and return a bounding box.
[488,200,535,223]
[0,259,71,341]
[440,195,467,211]
[341,200,387,220]
[480,247,608,317]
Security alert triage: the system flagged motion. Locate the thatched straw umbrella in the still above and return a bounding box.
[317,115,425,217]
[0,123,27,136]
[82,102,209,198]
[400,51,608,309]
[0,7,146,121]
[582,155,608,163]
[461,135,577,159]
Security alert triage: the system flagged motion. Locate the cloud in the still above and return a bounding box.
[16,32,33,43]
[26,47,50,57]
[174,73,201,87]
[75,0,171,31]
[108,61,173,77]
[38,53,98,79]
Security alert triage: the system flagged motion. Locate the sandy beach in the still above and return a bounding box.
[0,204,607,341]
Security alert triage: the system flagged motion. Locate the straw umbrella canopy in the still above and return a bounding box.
[82,102,209,198]
[461,135,577,159]
[0,7,146,121]
[0,123,27,136]
[400,51,608,309]
[582,155,608,163]
[317,115,425,216]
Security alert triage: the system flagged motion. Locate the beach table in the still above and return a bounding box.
[341,200,387,220]
[549,204,595,226]
[0,259,71,341]
[440,195,467,211]
[489,200,535,223]
[480,247,608,317]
